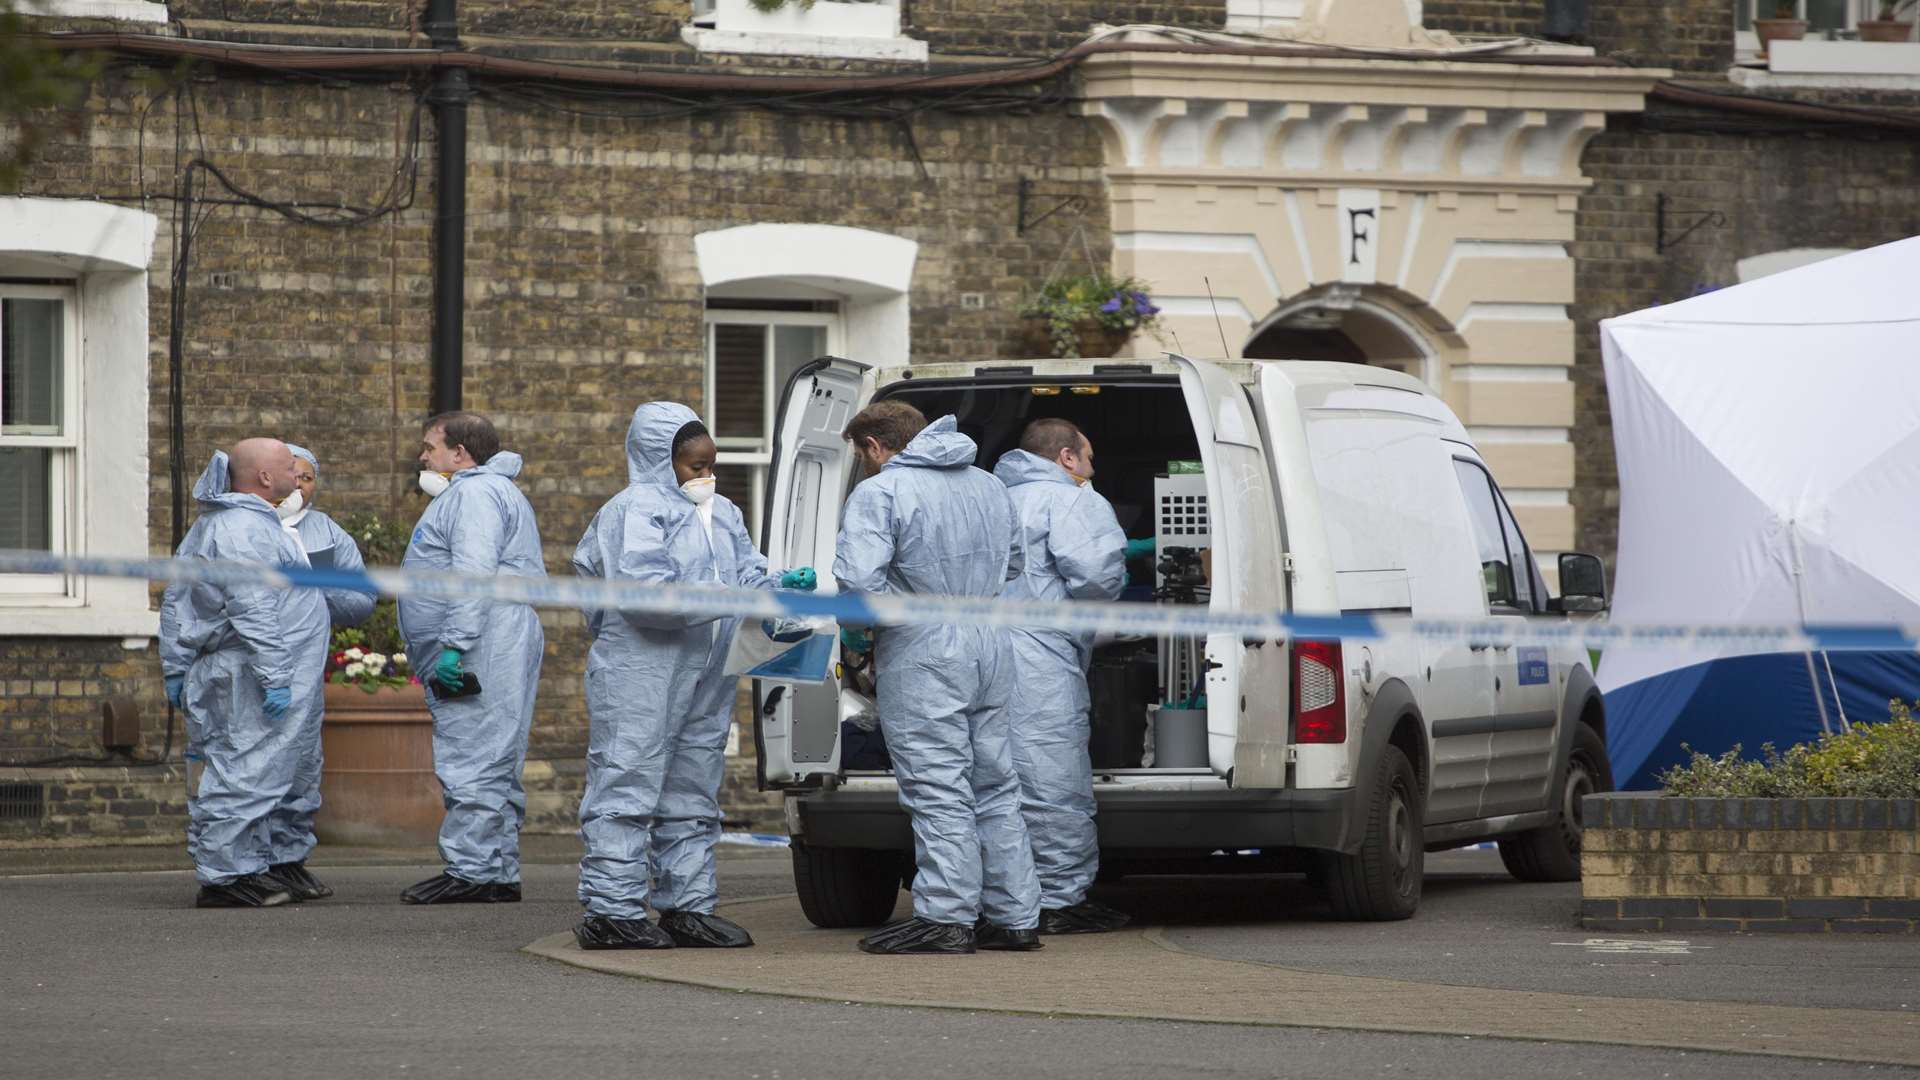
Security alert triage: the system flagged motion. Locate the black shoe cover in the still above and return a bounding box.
[1040,900,1132,935]
[401,871,522,905]
[975,922,1044,951]
[575,915,676,950]
[196,873,294,909]
[658,910,755,948]
[266,861,334,901]
[858,917,975,955]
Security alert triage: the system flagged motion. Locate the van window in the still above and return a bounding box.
[1451,458,1528,611]
[1492,485,1543,613]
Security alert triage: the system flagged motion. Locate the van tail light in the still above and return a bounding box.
[1293,639,1346,744]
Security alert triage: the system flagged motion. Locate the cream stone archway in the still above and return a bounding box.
[1079,1,1663,562]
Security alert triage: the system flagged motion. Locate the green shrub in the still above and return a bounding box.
[1658,701,1920,798]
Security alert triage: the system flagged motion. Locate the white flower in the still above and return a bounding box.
[392,652,407,665]
[345,662,367,678]
[345,648,365,661]
[366,653,388,667]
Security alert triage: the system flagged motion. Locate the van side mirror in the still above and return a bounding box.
[1553,552,1608,613]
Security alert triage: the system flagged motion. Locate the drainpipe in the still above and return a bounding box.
[426,0,468,415]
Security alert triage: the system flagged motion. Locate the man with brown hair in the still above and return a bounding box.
[399,411,548,904]
[834,401,1042,955]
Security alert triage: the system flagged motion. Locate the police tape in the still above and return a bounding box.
[2,548,1915,654]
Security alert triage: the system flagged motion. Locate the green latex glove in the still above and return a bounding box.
[840,627,873,654]
[1125,537,1157,559]
[779,567,817,591]
[433,648,466,691]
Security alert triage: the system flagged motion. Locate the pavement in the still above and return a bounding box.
[4,841,1917,1079]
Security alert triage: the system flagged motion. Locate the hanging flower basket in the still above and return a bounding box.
[1017,271,1162,359]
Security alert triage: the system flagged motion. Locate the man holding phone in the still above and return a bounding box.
[399,411,548,904]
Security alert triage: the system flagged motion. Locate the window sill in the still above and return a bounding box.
[1733,39,1920,89]
[0,604,159,638]
[681,25,928,61]
[15,0,168,22]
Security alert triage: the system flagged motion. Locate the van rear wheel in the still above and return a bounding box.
[1498,723,1611,883]
[791,843,905,929]
[1317,745,1423,921]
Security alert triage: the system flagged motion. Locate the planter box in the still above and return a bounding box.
[316,682,443,847]
[1580,793,1920,934]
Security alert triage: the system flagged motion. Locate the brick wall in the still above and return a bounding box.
[1422,0,1735,73]
[1569,120,1920,561]
[5,52,1110,839]
[1581,794,1920,933]
[0,765,189,845]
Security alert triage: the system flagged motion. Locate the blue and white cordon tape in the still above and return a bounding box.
[1,549,1914,654]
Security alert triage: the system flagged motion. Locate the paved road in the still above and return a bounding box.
[2,846,1913,1079]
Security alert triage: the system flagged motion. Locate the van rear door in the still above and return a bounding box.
[756,356,873,788]
[1173,355,1291,787]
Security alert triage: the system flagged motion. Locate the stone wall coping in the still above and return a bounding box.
[0,764,187,782]
[1583,793,1919,830]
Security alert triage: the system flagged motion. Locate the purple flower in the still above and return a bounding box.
[1130,291,1159,316]
[1100,294,1125,313]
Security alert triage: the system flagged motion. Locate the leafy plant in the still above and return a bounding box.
[326,512,415,691]
[1020,271,1162,359]
[749,0,817,11]
[1875,0,1917,19]
[1659,702,1920,798]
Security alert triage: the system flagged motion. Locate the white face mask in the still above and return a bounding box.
[680,476,717,505]
[418,469,452,498]
[274,488,306,520]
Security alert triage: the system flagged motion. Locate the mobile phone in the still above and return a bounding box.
[432,672,483,700]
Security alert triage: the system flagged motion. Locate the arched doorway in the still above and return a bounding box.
[1243,287,1438,386]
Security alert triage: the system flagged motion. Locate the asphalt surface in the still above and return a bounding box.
[2,845,1915,1080]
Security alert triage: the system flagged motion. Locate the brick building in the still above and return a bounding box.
[2,0,1916,843]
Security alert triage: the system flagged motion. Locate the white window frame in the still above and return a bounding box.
[0,283,82,599]
[703,307,844,541]
[0,196,159,638]
[682,0,928,62]
[14,0,168,22]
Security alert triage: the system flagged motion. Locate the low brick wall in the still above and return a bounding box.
[0,764,190,847]
[1580,793,1920,934]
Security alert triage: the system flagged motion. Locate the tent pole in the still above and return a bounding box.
[1820,651,1850,731]
[1789,524,1833,734]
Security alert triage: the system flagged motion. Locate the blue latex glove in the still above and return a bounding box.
[262,686,292,720]
[840,627,873,654]
[164,675,185,709]
[433,648,466,691]
[779,567,817,591]
[1125,537,1157,560]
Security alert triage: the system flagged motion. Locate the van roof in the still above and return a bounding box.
[878,356,1436,398]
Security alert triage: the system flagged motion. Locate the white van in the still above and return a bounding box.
[754,354,1613,925]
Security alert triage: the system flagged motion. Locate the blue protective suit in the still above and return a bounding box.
[833,416,1041,929]
[158,453,331,885]
[269,468,375,867]
[572,402,779,918]
[399,451,547,884]
[994,449,1127,909]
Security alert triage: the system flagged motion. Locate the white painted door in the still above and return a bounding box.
[756,356,872,787]
[1172,355,1292,787]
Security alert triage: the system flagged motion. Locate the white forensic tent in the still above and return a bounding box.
[1597,235,1920,788]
